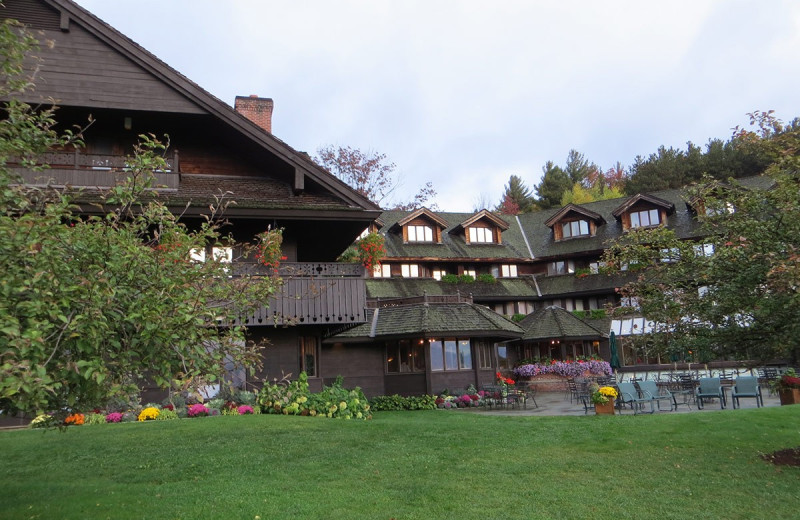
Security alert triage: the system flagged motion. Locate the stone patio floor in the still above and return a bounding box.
[464,388,781,416]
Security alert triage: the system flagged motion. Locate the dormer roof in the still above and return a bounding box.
[391,207,449,231]
[449,209,510,235]
[543,204,606,229]
[611,193,675,219]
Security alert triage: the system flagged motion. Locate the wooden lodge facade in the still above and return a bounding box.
[3,0,774,400]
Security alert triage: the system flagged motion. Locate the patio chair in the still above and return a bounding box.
[616,382,655,415]
[695,377,726,409]
[731,376,763,409]
[636,380,675,412]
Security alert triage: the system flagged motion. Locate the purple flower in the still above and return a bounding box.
[105,412,123,423]
[513,361,611,379]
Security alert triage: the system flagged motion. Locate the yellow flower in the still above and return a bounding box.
[137,407,160,421]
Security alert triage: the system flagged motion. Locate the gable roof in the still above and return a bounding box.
[611,193,675,219]
[393,207,449,230]
[543,204,606,228]
[450,209,510,234]
[6,0,380,212]
[518,306,606,341]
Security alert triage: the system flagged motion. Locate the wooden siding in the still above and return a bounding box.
[237,276,367,327]
[320,342,385,397]
[6,3,204,114]
[14,167,179,189]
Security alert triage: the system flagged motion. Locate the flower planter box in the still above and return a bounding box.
[779,388,800,405]
[594,400,615,415]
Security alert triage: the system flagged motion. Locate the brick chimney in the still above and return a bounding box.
[234,95,273,133]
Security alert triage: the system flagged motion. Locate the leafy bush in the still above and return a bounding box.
[370,394,436,411]
[155,408,179,420]
[458,274,475,283]
[476,273,496,283]
[440,274,459,284]
[84,413,106,425]
[511,313,526,322]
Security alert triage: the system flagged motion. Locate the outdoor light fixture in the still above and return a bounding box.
[123,116,132,130]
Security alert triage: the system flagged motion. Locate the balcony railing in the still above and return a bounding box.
[232,262,368,326]
[10,150,180,190]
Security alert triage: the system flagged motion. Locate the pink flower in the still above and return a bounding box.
[105,412,123,423]
[237,405,254,415]
[187,403,209,417]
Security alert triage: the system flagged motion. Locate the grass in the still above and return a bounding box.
[2,407,799,520]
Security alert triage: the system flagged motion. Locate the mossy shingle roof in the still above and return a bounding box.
[519,306,607,341]
[329,302,524,341]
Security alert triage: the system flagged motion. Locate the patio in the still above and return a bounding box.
[467,386,782,416]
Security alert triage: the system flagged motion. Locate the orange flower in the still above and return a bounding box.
[64,413,84,426]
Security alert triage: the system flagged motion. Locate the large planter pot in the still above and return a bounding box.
[594,400,615,415]
[779,388,800,405]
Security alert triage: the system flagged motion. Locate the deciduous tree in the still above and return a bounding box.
[315,145,437,210]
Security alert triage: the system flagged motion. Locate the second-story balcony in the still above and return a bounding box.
[11,149,180,190]
[232,262,369,327]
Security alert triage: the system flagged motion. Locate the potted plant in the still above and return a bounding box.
[773,369,800,405]
[590,384,619,415]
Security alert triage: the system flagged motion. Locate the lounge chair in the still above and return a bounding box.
[696,377,726,409]
[616,382,655,415]
[637,380,675,412]
[731,376,763,409]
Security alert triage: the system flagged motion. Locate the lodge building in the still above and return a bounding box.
[3,0,766,399]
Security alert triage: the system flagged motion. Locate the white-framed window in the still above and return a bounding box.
[694,243,715,257]
[189,248,206,263]
[630,208,661,228]
[588,261,605,274]
[462,268,476,278]
[660,248,680,263]
[407,225,433,242]
[372,264,391,278]
[401,264,420,278]
[468,226,494,243]
[432,268,447,281]
[500,264,518,277]
[561,219,590,238]
[548,260,575,276]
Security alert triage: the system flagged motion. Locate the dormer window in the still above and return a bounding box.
[629,208,661,228]
[544,204,605,241]
[392,208,447,244]
[407,225,434,242]
[561,219,590,238]
[612,194,675,232]
[468,226,494,243]
[451,209,509,245]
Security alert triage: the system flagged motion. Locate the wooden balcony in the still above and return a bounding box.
[233,262,369,327]
[10,150,180,190]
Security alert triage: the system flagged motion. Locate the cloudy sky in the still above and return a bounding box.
[75,0,800,211]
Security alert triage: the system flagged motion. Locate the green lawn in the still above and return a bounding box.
[2,407,799,520]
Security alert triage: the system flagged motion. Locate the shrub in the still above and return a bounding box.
[84,413,106,425]
[457,274,475,283]
[440,274,459,284]
[64,413,84,426]
[370,394,436,411]
[155,408,179,421]
[476,273,496,283]
[105,412,124,423]
[30,414,55,429]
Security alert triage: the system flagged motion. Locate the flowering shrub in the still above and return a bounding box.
[591,385,619,404]
[355,232,385,271]
[137,407,161,421]
[64,413,84,426]
[105,412,124,423]
[774,369,800,391]
[258,373,372,420]
[254,228,284,268]
[513,360,612,379]
[30,414,54,429]
[237,405,254,415]
[187,404,209,418]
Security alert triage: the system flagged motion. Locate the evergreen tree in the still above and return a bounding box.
[496,174,534,214]
[534,161,571,209]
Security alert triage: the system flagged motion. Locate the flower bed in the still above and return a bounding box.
[513,360,612,379]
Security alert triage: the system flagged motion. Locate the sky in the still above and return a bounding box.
[75,0,800,212]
